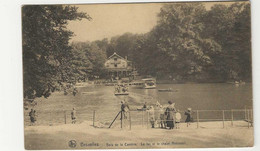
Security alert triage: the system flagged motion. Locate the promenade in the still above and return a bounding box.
[24,120,253,149]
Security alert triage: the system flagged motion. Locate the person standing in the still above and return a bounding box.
[148,106,155,128]
[121,100,129,119]
[143,102,147,110]
[29,109,36,126]
[71,108,77,124]
[185,108,193,127]
[175,110,181,129]
[165,101,176,129]
[73,88,78,96]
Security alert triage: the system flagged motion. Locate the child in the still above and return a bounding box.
[175,110,181,129]
[71,108,77,124]
[185,108,193,127]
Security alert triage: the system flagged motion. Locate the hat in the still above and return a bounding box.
[187,108,192,111]
[168,101,173,104]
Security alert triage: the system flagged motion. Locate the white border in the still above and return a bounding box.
[0,0,259,151]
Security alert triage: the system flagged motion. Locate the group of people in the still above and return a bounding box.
[29,108,77,125]
[115,84,128,93]
[146,101,193,129]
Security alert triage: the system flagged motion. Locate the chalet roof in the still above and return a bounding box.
[108,52,126,61]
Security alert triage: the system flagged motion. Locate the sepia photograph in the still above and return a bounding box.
[22,1,253,149]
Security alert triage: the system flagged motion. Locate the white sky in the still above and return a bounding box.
[67,2,242,42]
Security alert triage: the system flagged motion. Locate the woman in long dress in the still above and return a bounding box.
[165,101,176,129]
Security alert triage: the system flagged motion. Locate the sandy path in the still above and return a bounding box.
[24,120,253,150]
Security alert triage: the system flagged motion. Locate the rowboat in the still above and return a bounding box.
[114,92,129,95]
[158,88,178,92]
[142,78,156,89]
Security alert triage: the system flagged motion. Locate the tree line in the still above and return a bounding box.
[23,2,251,99]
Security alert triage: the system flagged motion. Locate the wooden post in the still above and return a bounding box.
[121,111,123,129]
[222,110,225,128]
[142,110,144,127]
[93,110,95,127]
[251,109,253,127]
[147,111,149,129]
[244,107,247,120]
[64,111,66,124]
[247,109,250,128]
[108,111,121,128]
[196,110,199,129]
[129,111,131,130]
[231,109,233,126]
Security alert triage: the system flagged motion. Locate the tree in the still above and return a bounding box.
[70,42,107,79]
[139,3,221,80]
[22,5,91,99]
[202,2,251,81]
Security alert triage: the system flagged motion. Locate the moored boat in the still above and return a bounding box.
[142,78,156,89]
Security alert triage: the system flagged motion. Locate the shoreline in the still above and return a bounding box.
[24,120,254,150]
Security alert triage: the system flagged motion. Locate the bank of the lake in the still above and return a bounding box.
[24,120,253,150]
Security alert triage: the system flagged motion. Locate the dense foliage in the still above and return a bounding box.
[22,5,91,98]
[23,2,251,99]
[101,2,251,82]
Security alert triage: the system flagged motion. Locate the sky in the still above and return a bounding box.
[66,2,238,42]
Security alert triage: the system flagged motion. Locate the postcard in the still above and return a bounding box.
[23,1,253,149]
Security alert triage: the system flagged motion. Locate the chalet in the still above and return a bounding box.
[105,52,133,79]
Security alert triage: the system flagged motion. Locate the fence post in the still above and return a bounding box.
[251,109,253,127]
[244,107,247,120]
[93,110,95,127]
[147,111,149,129]
[231,109,233,126]
[142,110,144,127]
[121,111,123,129]
[247,109,250,128]
[196,110,199,129]
[129,111,131,130]
[64,111,66,124]
[222,110,225,128]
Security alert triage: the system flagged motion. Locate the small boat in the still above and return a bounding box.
[142,78,156,89]
[114,92,129,95]
[105,83,116,86]
[114,83,129,95]
[158,88,178,92]
[129,81,144,88]
[82,92,95,94]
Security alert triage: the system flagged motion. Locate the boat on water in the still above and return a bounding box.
[142,78,156,89]
[114,92,129,95]
[105,83,116,86]
[158,88,178,92]
[114,83,129,95]
[129,81,143,88]
[226,80,246,85]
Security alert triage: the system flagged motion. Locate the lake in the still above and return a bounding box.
[25,83,253,126]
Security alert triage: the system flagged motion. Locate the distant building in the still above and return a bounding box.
[105,52,133,79]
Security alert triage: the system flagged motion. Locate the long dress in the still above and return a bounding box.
[185,111,192,123]
[166,104,176,129]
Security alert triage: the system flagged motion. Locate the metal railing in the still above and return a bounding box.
[24,108,253,129]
